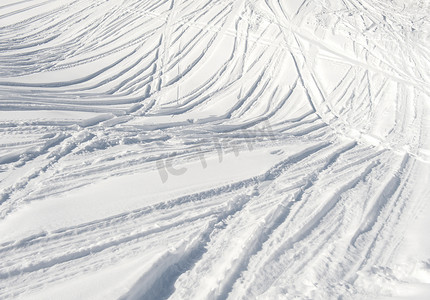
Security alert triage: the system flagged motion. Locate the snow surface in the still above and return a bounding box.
[0,0,430,299]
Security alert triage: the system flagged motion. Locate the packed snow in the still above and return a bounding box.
[0,0,430,299]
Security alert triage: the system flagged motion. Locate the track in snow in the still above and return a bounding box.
[0,0,430,299]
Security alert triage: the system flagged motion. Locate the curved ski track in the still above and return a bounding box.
[0,0,429,299]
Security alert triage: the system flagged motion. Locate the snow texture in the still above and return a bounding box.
[0,0,430,299]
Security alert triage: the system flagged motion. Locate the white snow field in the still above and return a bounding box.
[0,0,430,299]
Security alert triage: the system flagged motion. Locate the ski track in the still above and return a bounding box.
[0,0,429,299]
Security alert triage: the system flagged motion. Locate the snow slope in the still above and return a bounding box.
[0,0,430,299]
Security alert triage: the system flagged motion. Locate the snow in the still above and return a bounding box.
[0,0,429,299]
